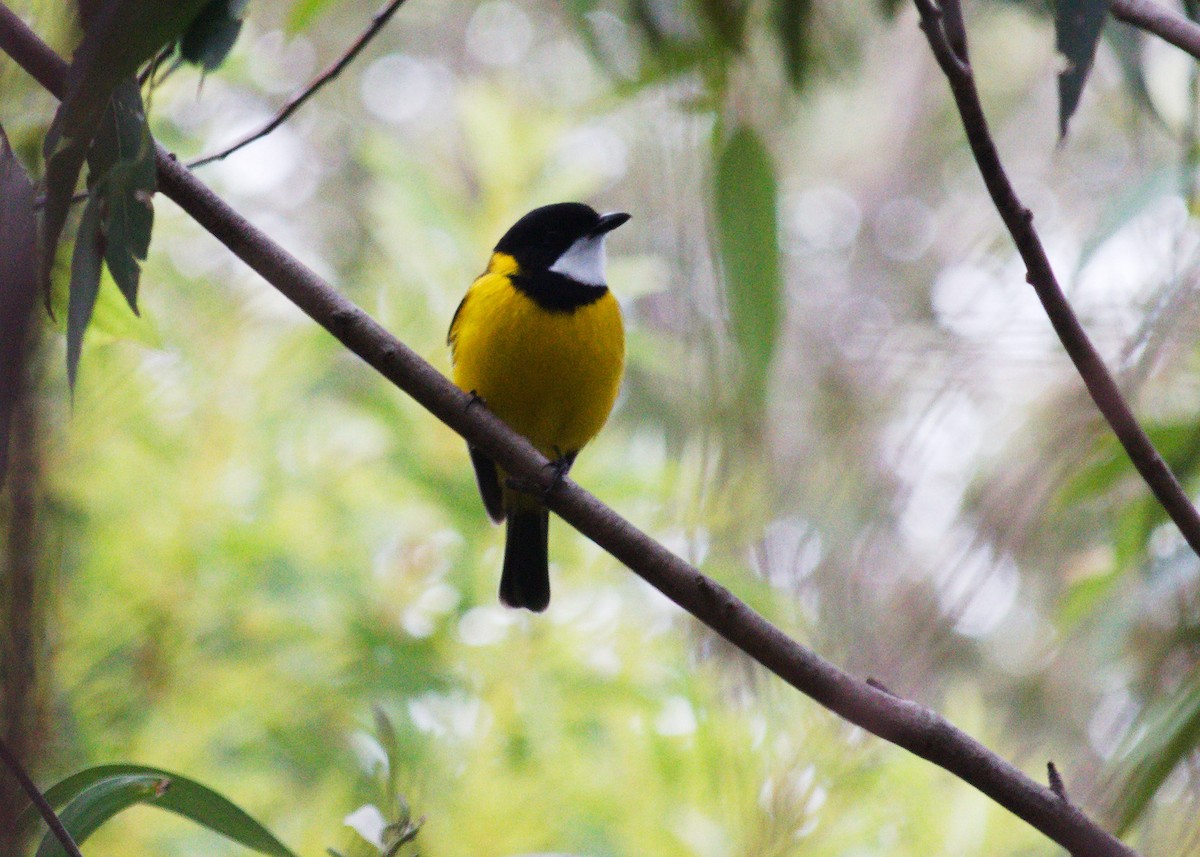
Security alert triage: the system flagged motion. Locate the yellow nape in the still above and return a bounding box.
[449,257,625,457]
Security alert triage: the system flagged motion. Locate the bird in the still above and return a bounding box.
[448,202,629,612]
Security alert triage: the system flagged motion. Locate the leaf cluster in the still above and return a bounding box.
[39,0,249,389]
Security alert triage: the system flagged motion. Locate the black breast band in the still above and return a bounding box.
[512,269,608,313]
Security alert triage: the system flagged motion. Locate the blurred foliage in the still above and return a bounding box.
[5,0,1200,854]
[1112,667,1200,835]
[715,124,781,423]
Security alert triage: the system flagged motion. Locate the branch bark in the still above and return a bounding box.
[1111,0,1200,61]
[0,6,1140,856]
[0,368,44,857]
[0,78,46,857]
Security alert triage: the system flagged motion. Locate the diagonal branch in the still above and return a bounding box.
[187,0,409,169]
[0,6,1141,856]
[1111,0,1200,61]
[915,0,1200,561]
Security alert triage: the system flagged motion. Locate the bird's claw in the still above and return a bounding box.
[504,452,576,503]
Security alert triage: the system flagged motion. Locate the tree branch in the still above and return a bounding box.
[0,737,82,857]
[0,7,1141,856]
[187,0,409,169]
[1111,0,1200,61]
[915,0,1200,561]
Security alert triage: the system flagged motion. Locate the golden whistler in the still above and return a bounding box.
[449,203,629,611]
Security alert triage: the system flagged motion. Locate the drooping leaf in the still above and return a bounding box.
[97,151,155,311]
[773,0,814,90]
[35,774,169,857]
[27,764,298,857]
[87,79,156,313]
[1113,667,1200,832]
[66,193,105,390]
[1056,0,1109,138]
[40,0,209,292]
[41,129,94,304]
[715,126,782,414]
[0,126,38,485]
[180,0,250,71]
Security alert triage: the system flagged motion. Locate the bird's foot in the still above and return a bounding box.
[545,451,574,493]
[505,451,577,503]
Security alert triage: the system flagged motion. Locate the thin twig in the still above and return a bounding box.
[1048,762,1069,801]
[1047,763,1078,857]
[0,7,1142,857]
[914,0,1200,561]
[1112,0,1200,61]
[0,737,82,857]
[865,677,899,697]
[138,41,174,87]
[187,0,409,169]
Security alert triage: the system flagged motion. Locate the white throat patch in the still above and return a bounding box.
[549,234,608,286]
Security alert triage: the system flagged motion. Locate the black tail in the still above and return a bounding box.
[500,509,550,612]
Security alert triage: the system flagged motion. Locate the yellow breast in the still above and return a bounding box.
[450,255,625,457]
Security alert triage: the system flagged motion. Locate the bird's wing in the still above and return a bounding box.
[447,292,468,356]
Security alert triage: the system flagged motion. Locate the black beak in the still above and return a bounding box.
[593,211,631,236]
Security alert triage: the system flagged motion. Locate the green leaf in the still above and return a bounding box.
[773,0,814,90]
[180,0,249,71]
[67,194,105,390]
[28,764,298,857]
[1056,0,1109,138]
[87,79,156,313]
[0,125,38,483]
[715,126,782,414]
[98,155,155,312]
[36,773,169,857]
[1113,667,1200,832]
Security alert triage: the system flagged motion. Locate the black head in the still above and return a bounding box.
[495,202,630,275]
